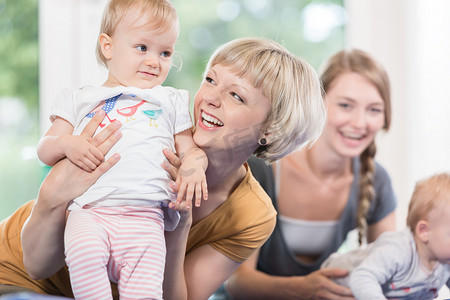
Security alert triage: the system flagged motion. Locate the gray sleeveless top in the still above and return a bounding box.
[247,156,397,276]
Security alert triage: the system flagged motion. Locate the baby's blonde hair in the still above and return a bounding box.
[319,49,392,245]
[96,0,178,67]
[205,37,326,164]
[407,173,450,232]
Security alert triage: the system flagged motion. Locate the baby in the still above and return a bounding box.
[322,172,450,300]
[36,0,207,299]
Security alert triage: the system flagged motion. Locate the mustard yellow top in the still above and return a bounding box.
[187,164,277,263]
[0,201,73,297]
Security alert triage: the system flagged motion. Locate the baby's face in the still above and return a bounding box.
[102,6,178,89]
[426,201,450,265]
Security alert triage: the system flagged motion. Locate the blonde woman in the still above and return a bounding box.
[226,49,397,299]
[0,37,326,300]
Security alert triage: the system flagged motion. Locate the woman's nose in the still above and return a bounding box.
[203,93,221,107]
[351,109,367,128]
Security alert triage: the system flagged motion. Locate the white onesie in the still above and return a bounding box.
[50,85,192,230]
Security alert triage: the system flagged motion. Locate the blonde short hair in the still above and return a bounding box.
[205,37,326,164]
[407,173,450,232]
[96,0,178,67]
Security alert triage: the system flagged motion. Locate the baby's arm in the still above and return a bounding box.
[173,129,208,208]
[37,116,104,172]
[349,234,405,300]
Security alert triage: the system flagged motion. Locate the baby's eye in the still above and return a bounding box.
[136,45,147,52]
[161,51,172,58]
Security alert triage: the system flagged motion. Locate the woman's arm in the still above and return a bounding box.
[22,111,122,279]
[227,249,355,300]
[164,224,241,300]
[162,149,240,300]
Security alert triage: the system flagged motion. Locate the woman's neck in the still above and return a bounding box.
[191,151,247,224]
[205,152,247,190]
[305,139,353,180]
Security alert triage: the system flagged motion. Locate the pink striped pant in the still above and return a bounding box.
[64,206,165,300]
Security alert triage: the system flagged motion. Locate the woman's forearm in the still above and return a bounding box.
[21,191,68,279]
[227,264,289,299]
[163,212,192,300]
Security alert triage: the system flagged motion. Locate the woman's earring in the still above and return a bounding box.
[258,137,267,146]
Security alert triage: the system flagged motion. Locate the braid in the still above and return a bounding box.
[357,141,376,245]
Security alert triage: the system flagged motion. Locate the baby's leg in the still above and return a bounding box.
[65,208,113,300]
[112,207,165,300]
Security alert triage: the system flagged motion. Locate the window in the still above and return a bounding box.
[0,0,41,220]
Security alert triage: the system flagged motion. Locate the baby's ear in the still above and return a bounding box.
[99,33,113,60]
[415,220,430,242]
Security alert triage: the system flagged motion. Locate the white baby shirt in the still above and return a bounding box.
[49,85,192,231]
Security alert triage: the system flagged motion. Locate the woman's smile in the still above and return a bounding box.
[199,110,224,130]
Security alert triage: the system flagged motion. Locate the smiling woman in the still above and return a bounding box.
[225,48,396,300]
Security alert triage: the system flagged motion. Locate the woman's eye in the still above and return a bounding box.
[370,107,383,113]
[136,45,147,52]
[338,103,351,109]
[231,92,244,102]
[205,76,216,84]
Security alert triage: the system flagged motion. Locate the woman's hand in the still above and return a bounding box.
[41,112,122,206]
[295,268,354,300]
[162,147,181,181]
[228,251,354,300]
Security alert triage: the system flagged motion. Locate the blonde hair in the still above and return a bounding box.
[319,49,392,244]
[407,173,450,232]
[96,0,178,67]
[205,37,326,164]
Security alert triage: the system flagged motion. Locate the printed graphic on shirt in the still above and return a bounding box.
[86,94,121,128]
[85,93,163,128]
[142,109,163,127]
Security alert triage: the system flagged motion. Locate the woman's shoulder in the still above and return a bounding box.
[247,156,276,200]
[352,157,393,186]
[373,160,391,179]
[233,162,276,217]
[0,200,35,234]
[187,164,276,263]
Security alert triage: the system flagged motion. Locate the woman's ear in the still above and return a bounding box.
[99,33,113,61]
[258,132,273,146]
[415,220,430,243]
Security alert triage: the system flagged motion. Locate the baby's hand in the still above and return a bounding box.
[176,158,208,208]
[63,135,104,172]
